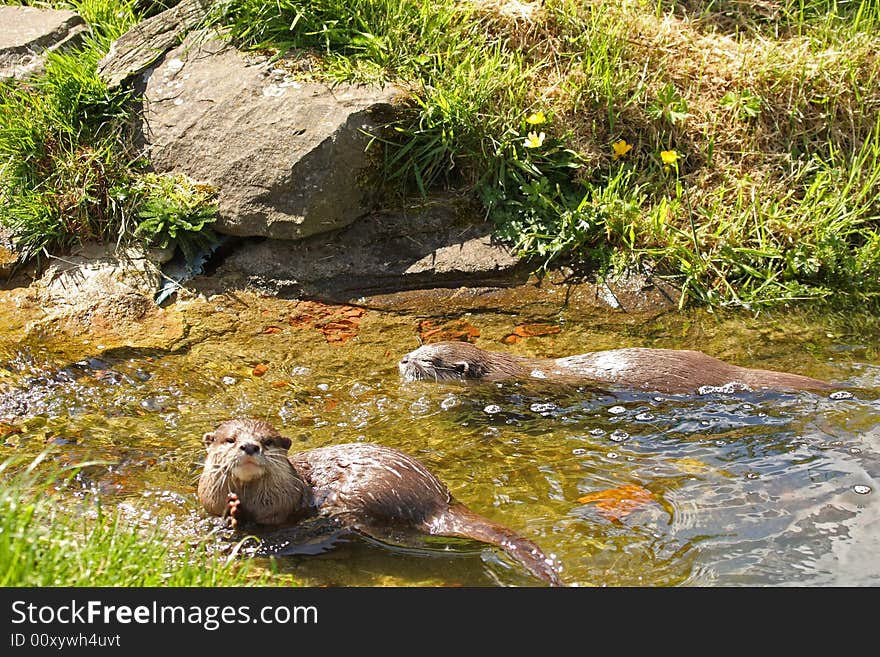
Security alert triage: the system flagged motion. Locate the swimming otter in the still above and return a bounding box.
[197,417,563,586]
[398,341,834,394]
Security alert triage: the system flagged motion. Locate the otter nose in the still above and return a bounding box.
[399,355,409,364]
[240,443,260,456]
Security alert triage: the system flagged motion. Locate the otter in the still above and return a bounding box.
[398,341,834,395]
[197,417,563,586]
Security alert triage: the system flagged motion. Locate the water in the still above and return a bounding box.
[1,286,878,587]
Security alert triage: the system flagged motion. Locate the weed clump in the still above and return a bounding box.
[0,0,218,268]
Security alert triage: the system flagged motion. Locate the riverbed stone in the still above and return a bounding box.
[0,6,86,80]
[26,243,183,345]
[139,31,401,240]
[196,196,528,300]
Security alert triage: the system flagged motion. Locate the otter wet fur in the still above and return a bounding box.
[198,417,563,586]
[398,341,834,395]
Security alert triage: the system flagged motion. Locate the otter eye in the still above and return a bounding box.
[263,439,274,447]
[226,436,235,444]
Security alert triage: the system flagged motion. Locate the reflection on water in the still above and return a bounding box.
[1,290,878,586]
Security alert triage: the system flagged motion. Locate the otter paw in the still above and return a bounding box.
[226,492,241,529]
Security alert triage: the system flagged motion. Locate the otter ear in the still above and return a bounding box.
[203,432,216,448]
[276,434,292,450]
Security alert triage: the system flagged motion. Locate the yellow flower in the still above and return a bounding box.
[526,111,546,125]
[612,139,632,159]
[660,149,679,165]
[524,131,546,148]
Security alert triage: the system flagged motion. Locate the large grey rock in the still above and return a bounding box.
[0,6,86,79]
[98,0,216,89]
[140,32,401,240]
[200,197,527,300]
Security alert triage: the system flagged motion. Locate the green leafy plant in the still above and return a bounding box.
[720,89,763,120]
[647,83,691,126]
[133,173,219,263]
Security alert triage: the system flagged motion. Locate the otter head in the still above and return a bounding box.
[398,341,492,382]
[197,418,309,525]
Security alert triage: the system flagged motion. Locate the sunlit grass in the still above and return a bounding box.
[0,454,273,586]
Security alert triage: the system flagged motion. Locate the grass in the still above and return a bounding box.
[0,0,218,265]
[209,0,880,310]
[0,453,271,587]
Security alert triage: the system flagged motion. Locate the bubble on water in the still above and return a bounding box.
[277,404,298,423]
[221,376,236,385]
[440,395,459,410]
[572,448,587,456]
[410,397,431,415]
[830,390,855,400]
[484,404,502,414]
[290,366,311,376]
[746,472,760,480]
[530,402,556,414]
[140,398,164,412]
[852,485,872,495]
[607,451,619,459]
[608,405,627,415]
[849,447,862,454]
[635,412,654,421]
[349,383,371,398]
[316,383,329,392]
[589,428,605,437]
[609,429,629,442]
[698,382,752,395]
[349,408,370,428]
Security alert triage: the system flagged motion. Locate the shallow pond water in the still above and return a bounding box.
[1,284,878,587]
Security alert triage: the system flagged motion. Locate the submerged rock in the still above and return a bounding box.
[139,31,401,240]
[0,6,86,80]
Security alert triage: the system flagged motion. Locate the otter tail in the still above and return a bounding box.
[431,503,564,587]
